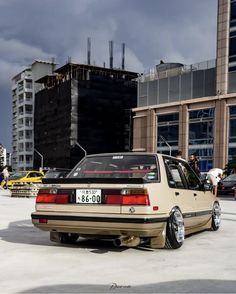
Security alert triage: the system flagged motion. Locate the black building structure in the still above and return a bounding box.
[34,63,138,169]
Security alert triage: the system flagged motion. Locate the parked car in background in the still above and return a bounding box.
[1,170,44,189]
[218,173,236,195]
[44,168,70,179]
[31,153,220,250]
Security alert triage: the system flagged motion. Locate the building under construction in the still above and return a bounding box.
[34,62,138,169]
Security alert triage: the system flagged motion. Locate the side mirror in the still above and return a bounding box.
[202,182,212,191]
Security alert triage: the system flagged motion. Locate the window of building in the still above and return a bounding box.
[25,79,32,89]
[188,108,214,172]
[157,113,179,154]
[228,106,236,161]
[25,117,32,127]
[25,105,32,114]
[25,130,32,139]
[25,92,32,100]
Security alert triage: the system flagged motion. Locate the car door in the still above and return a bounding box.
[179,161,212,225]
[163,157,197,229]
[26,172,42,183]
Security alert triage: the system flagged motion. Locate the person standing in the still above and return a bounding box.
[2,165,9,189]
[188,154,200,176]
[175,151,187,161]
[207,168,223,196]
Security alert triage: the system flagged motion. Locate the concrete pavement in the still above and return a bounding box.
[0,195,236,293]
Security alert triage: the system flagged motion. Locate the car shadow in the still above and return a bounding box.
[0,219,142,253]
[19,279,236,293]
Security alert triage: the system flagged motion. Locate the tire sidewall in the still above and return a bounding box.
[166,208,184,249]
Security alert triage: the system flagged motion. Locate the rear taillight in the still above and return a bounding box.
[36,191,69,204]
[105,188,150,205]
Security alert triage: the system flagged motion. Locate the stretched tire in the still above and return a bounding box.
[165,208,185,249]
[60,233,79,244]
[211,202,221,231]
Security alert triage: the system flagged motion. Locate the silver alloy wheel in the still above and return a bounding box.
[213,202,221,228]
[172,209,185,243]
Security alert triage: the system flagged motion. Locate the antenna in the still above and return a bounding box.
[87,37,91,65]
[122,43,125,70]
[109,40,113,69]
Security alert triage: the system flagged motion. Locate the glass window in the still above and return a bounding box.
[69,155,159,180]
[158,113,179,123]
[180,161,201,190]
[159,78,168,104]
[192,70,204,98]
[188,108,214,172]
[189,109,214,145]
[158,125,179,146]
[189,121,214,145]
[169,76,180,102]
[148,80,158,105]
[157,113,179,150]
[229,37,236,57]
[180,72,192,100]
[189,108,214,119]
[231,2,236,21]
[164,158,186,189]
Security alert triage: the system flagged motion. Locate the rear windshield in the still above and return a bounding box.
[69,155,159,180]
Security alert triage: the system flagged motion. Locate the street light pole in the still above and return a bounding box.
[159,135,172,156]
[74,141,87,158]
[34,148,44,171]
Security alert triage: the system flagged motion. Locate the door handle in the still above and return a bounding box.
[175,192,180,196]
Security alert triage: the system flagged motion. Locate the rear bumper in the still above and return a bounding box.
[31,212,167,237]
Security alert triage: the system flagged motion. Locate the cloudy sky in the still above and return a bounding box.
[0,0,217,150]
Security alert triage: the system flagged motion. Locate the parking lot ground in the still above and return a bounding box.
[0,195,236,293]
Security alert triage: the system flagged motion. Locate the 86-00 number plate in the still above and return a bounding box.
[76,189,102,204]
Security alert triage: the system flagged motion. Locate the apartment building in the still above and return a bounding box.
[0,143,6,167]
[12,60,56,171]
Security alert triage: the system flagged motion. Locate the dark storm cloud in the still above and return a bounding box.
[0,0,217,149]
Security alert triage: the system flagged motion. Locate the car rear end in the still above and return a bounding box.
[31,153,169,246]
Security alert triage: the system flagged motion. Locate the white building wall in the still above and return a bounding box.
[12,60,56,171]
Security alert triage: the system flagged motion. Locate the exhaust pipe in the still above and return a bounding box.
[113,236,141,247]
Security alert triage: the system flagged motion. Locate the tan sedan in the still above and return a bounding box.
[31,153,221,249]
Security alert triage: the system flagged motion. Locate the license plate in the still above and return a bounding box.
[76,189,102,204]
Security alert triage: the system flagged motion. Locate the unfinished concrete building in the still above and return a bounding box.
[34,63,138,169]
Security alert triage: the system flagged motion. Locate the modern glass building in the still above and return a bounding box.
[133,0,236,172]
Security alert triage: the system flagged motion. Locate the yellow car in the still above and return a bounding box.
[1,170,44,189]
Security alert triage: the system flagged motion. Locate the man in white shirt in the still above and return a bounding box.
[207,168,223,196]
[2,166,9,189]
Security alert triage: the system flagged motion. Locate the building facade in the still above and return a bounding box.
[12,60,56,171]
[132,0,236,172]
[34,63,137,169]
[0,144,6,168]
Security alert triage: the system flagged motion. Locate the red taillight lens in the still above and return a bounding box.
[36,193,69,204]
[39,218,48,223]
[122,195,150,205]
[105,195,122,204]
[105,193,150,206]
[36,194,56,203]
[55,194,69,204]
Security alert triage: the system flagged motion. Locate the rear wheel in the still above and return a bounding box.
[211,202,221,231]
[60,233,79,244]
[165,208,185,249]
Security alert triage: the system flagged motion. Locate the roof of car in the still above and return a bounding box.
[85,152,170,157]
